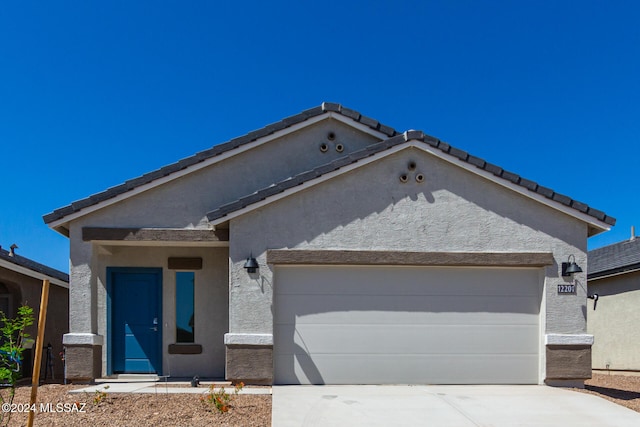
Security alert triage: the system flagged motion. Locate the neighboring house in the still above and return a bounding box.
[588,231,640,373]
[43,103,615,386]
[0,245,69,380]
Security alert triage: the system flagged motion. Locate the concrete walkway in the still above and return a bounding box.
[70,381,271,395]
[272,385,640,427]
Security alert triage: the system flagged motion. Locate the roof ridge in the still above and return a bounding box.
[43,103,399,225]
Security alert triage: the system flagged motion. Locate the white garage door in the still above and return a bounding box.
[274,265,542,385]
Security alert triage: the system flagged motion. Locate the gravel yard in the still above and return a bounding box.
[1,373,638,426]
[1,383,271,426]
[574,373,640,413]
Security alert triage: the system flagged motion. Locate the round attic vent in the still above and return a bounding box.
[327,132,336,141]
[319,142,329,152]
[399,174,409,183]
[335,143,344,153]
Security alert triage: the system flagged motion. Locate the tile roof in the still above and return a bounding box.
[0,247,69,283]
[43,103,616,230]
[588,237,640,279]
[42,102,398,225]
[207,130,617,227]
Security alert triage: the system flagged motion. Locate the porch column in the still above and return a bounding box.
[62,229,102,382]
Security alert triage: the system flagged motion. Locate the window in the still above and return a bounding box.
[176,272,195,343]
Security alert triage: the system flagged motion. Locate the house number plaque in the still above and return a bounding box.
[557,284,576,294]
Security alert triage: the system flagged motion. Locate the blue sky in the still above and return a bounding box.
[1,1,638,273]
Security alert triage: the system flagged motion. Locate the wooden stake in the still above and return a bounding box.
[26,279,50,427]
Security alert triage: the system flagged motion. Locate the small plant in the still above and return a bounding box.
[0,305,34,426]
[92,385,110,405]
[201,382,244,413]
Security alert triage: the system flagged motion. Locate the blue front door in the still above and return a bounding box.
[108,268,162,374]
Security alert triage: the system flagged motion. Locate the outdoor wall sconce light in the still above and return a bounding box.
[243,254,259,273]
[561,254,583,277]
[587,294,599,310]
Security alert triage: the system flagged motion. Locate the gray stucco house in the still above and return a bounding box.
[588,231,640,373]
[0,245,69,379]
[44,103,615,386]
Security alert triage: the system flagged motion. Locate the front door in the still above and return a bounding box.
[108,268,162,374]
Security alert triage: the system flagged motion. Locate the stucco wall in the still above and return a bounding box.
[92,246,229,378]
[588,270,640,371]
[228,147,589,337]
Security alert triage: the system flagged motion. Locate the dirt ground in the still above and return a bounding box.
[573,373,640,413]
[0,373,638,426]
[0,383,271,426]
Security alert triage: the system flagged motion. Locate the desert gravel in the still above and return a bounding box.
[1,373,638,426]
[573,373,640,413]
[1,383,271,426]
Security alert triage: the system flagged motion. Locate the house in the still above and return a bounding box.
[588,229,640,373]
[43,103,615,386]
[0,244,69,379]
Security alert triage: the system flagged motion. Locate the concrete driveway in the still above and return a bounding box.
[272,385,640,426]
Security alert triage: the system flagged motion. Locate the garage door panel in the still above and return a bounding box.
[276,324,539,355]
[276,266,540,297]
[275,353,539,385]
[276,310,538,326]
[274,266,541,385]
[275,294,539,324]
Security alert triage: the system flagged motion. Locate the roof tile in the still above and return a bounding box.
[501,170,521,185]
[519,178,538,191]
[535,185,554,198]
[178,157,199,170]
[438,141,451,153]
[449,147,469,161]
[405,130,424,140]
[358,115,379,129]
[422,135,440,147]
[378,124,396,137]
[467,155,486,169]
[299,106,324,119]
[322,102,341,112]
[339,107,360,121]
[552,192,572,206]
[483,162,503,176]
[570,200,589,213]
[589,238,640,277]
[587,207,606,221]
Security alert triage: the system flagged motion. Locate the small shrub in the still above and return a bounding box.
[92,385,110,406]
[0,305,34,426]
[201,382,244,413]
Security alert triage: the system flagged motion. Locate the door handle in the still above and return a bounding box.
[150,317,158,331]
